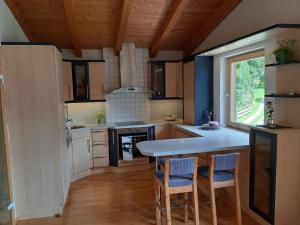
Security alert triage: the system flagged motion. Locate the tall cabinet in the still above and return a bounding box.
[249,127,300,225]
[183,56,213,125]
[1,44,68,219]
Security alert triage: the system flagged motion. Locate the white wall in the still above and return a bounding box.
[195,0,300,53]
[0,0,28,42]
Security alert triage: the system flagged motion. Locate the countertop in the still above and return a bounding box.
[137,125,250,157]
[70,119,183,130]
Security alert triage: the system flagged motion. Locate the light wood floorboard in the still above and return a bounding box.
[17,162,260,225]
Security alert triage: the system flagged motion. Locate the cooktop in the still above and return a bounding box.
[115,121,146,127]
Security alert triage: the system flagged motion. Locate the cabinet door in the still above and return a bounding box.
[176,62,183,98]
[151,62,165,99]
[250,129,277,224]
[155,124,172,140]
[72,137,91,174]
[183,61,195,124]
[63,61,73,101]
[89,62,105,100]
[165,63,177,98]
[72,61,89,101]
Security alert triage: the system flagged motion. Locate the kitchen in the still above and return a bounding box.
[0,1,300,225]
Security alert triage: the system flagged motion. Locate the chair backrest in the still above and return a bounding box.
[167,157,195,176]
[212,153,239,171]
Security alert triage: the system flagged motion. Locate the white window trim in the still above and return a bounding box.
[226,50,265,131]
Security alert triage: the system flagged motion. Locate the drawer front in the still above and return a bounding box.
[92,144,108,157]
[91,130,107,143]
[93,157,109,167]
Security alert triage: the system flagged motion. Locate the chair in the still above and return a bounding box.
[154,157,199,225]
[197,153,242,225]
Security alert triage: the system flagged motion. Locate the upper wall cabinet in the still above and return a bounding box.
[89,62,105,100]
[150,61,182,100]
[63,60,105,102]
[183,56,213,125]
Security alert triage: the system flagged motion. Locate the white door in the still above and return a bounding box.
[72,137,91,174]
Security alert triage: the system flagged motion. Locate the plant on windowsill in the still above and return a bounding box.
[273,39,296,64]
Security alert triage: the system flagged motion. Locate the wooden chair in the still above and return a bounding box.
[197,153,242,225]
[154,157,199,225]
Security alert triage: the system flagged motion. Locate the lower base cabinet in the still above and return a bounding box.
[155,124,172,140]
[72,137,91,174]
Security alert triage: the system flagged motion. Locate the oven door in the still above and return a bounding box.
[119,133,147,160]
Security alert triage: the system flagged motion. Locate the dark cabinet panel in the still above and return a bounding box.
[72,61,89,101]
[151,62,165,99]
[250,128,277,225]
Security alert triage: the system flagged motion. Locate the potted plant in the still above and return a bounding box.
[273,39,296,64]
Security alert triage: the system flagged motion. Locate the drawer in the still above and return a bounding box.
[92,144,108,156]
[93,156,109,167]
[91,130,107,142]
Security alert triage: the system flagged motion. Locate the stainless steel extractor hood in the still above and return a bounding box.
[110,43,151,94]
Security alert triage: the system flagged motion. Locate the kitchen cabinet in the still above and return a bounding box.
[72,61,89,101]
[183,56,213,125]
[1,44,67,218]
[172,126,197,138]
[89,62,105,100]
[248,127,300,225]
[150,61,182,99]
[72,137,91,174]
[155,124,172,140]
[151,62,165,99]
[64,60,105,102]
[91,128,108,168]
[63,61,73,101]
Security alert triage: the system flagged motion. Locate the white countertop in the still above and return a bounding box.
[137,125,250,157]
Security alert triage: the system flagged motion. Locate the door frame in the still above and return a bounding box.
[0,76,16,225]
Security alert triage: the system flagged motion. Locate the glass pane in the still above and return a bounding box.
[253,134,271,215]
[152,63,164,97]
[231,56,265,125]
[75,65,87,99]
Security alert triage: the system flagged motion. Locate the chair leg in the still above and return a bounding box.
[209,184,217,225]
[234,181,242,225]
[193,185,200,225]
[165,193,172,225]
[184,193,188,223]
[154,178,161,225]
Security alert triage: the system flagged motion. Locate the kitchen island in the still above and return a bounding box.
[137,125,249,157]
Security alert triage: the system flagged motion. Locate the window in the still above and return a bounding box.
[228,51,265,127]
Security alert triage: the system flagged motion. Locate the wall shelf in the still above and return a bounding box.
[265,94,300,98]
[265,61,300,67]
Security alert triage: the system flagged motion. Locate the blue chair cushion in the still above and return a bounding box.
[197,166,234,182]
[155,171,193,187]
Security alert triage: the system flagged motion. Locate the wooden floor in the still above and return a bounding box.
[18,161,260,225]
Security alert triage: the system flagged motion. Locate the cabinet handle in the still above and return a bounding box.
[87,139,90,153]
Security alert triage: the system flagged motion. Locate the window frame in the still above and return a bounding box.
[227,50,265,130]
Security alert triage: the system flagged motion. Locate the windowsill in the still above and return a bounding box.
[227,122,251,133]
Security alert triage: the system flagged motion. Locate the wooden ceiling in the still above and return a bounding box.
[5,0,241,57]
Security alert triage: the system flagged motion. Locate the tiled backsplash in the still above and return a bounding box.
[106,93,150,123]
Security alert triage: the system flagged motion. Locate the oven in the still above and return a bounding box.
[108,126,154,166]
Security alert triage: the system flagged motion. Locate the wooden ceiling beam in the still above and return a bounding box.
[4,0,35,41]
[115,0,133,55]
[183,0,241,56]
[63,0,82,57]
[150,0,189,57]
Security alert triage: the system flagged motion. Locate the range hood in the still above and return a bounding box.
[111,43,151,94]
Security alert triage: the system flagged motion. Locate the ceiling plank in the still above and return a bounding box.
[150,0,189,57]
[115,0,133,54]
[183,0,241,56]
[4,0,35,41]
[63,0,82,57]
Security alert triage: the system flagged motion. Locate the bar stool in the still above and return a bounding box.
[197,153,242,225]
[154,157,199,225]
